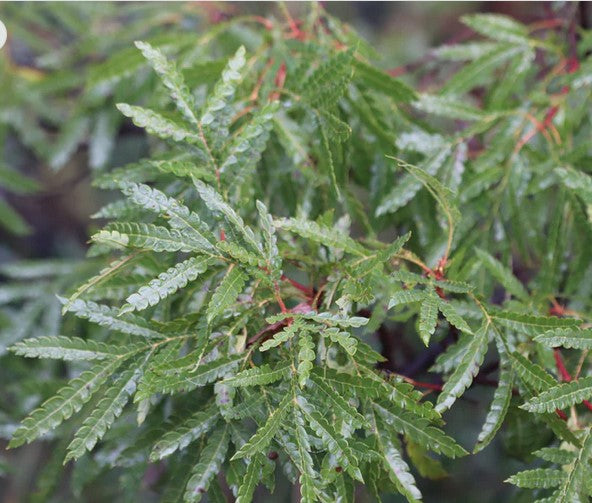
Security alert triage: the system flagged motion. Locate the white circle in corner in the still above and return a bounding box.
[0,20,6,50]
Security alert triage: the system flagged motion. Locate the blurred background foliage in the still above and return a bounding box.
[0,2,587,502]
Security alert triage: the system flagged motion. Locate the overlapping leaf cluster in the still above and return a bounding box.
[3,6,592,503]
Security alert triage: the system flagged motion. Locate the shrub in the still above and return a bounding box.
[3,5,592,502]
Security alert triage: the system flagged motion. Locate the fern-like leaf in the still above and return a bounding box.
[534,328,592,350]
[236,454,264,503]
[150,405,220,461]
[521,377,592,413]
[121,182,217,254]
[122,256,211,313]
[299,396,363,482]
[373,413,422,503]
[116,104,202,144]
[95,222,205,253]
[418,289,439,346]
[184,425,230,502]
[473,364,513,453]
[193,179,262,255]
[9,358,126,448]
[232,393,291,460]
[436,323,489,413]
[506,469,567,489]
[374,403,467,458]
[224,362,292,387]
[65,366,141,461]
[275,217,367,256]
[64,299,163,339]
[475,248,529,301]
[135,41,199,126]
[10,336,131,361]
[206,266,248,324]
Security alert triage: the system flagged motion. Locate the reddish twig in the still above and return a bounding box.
[269,63,287,102]
[553,348,592,413]
[280,274,313,297]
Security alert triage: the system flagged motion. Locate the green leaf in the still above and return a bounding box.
[62,253,144,314]
[474,364,513,453]
[413,94,487,121]
[9,358,125,448]
[438,300,473,334]
[510,351,557,392]
[275,217,367,256]
[506,469,566,489]
[309,373,367,429]
[0,199,32,236]
[292,411,320,503]
[0,165,40,193]
[374,402,467,458]
[65,367,140,461]
[381,376,442,422]
[150,159,216,183]
[150,405,220,461]
[121,183,217,253]
[390,157,461,226]
[533,447,577,465]
[64,299,163,339]
[319,115,341,199]
[441,45,522,96]
[135,41,198,126]
[325,327,358,356]
[418,289,439,346]
[521,377,592,413]
[236,455,263,503]
[353,60,417,103]
[206,266,248,324]
[256,200,281,275]
[267,311,368,328]
[492,310,579,336]
[232,394,291,460]
[374,415,422,503]
[434,42,499,61]
[554,427,592,503]
[475,248,529,301]
[377,146,451,217]
[535,328,592,349]
[122,256,211,313]
[201,46,246,148]
[184,425,230,503]
[302,48,354,110]
[94,222,205,253]
[555,166,592,205]
[376,232,412,262]
[260,323,300,352]
[220,102,277,180]
[435,323,489,413]
[116,104,202,145]
[138,354,243,399]
[193,179,262,255]
[10,336,131,361]
[299,397,363,482]
[388,290,427,309]
[462,14,530,44]
[224,362,292,387]
[297,333,315,387]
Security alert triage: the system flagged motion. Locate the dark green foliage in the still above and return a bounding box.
[2,4,592,503]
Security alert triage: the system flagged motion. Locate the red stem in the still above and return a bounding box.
[553,349,592,413]
[281,274,313,296]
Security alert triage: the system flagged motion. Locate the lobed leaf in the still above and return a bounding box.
[10,336,131,361]
[122,256,211,313]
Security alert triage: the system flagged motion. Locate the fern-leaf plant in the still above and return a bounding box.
[3,4,592,502]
